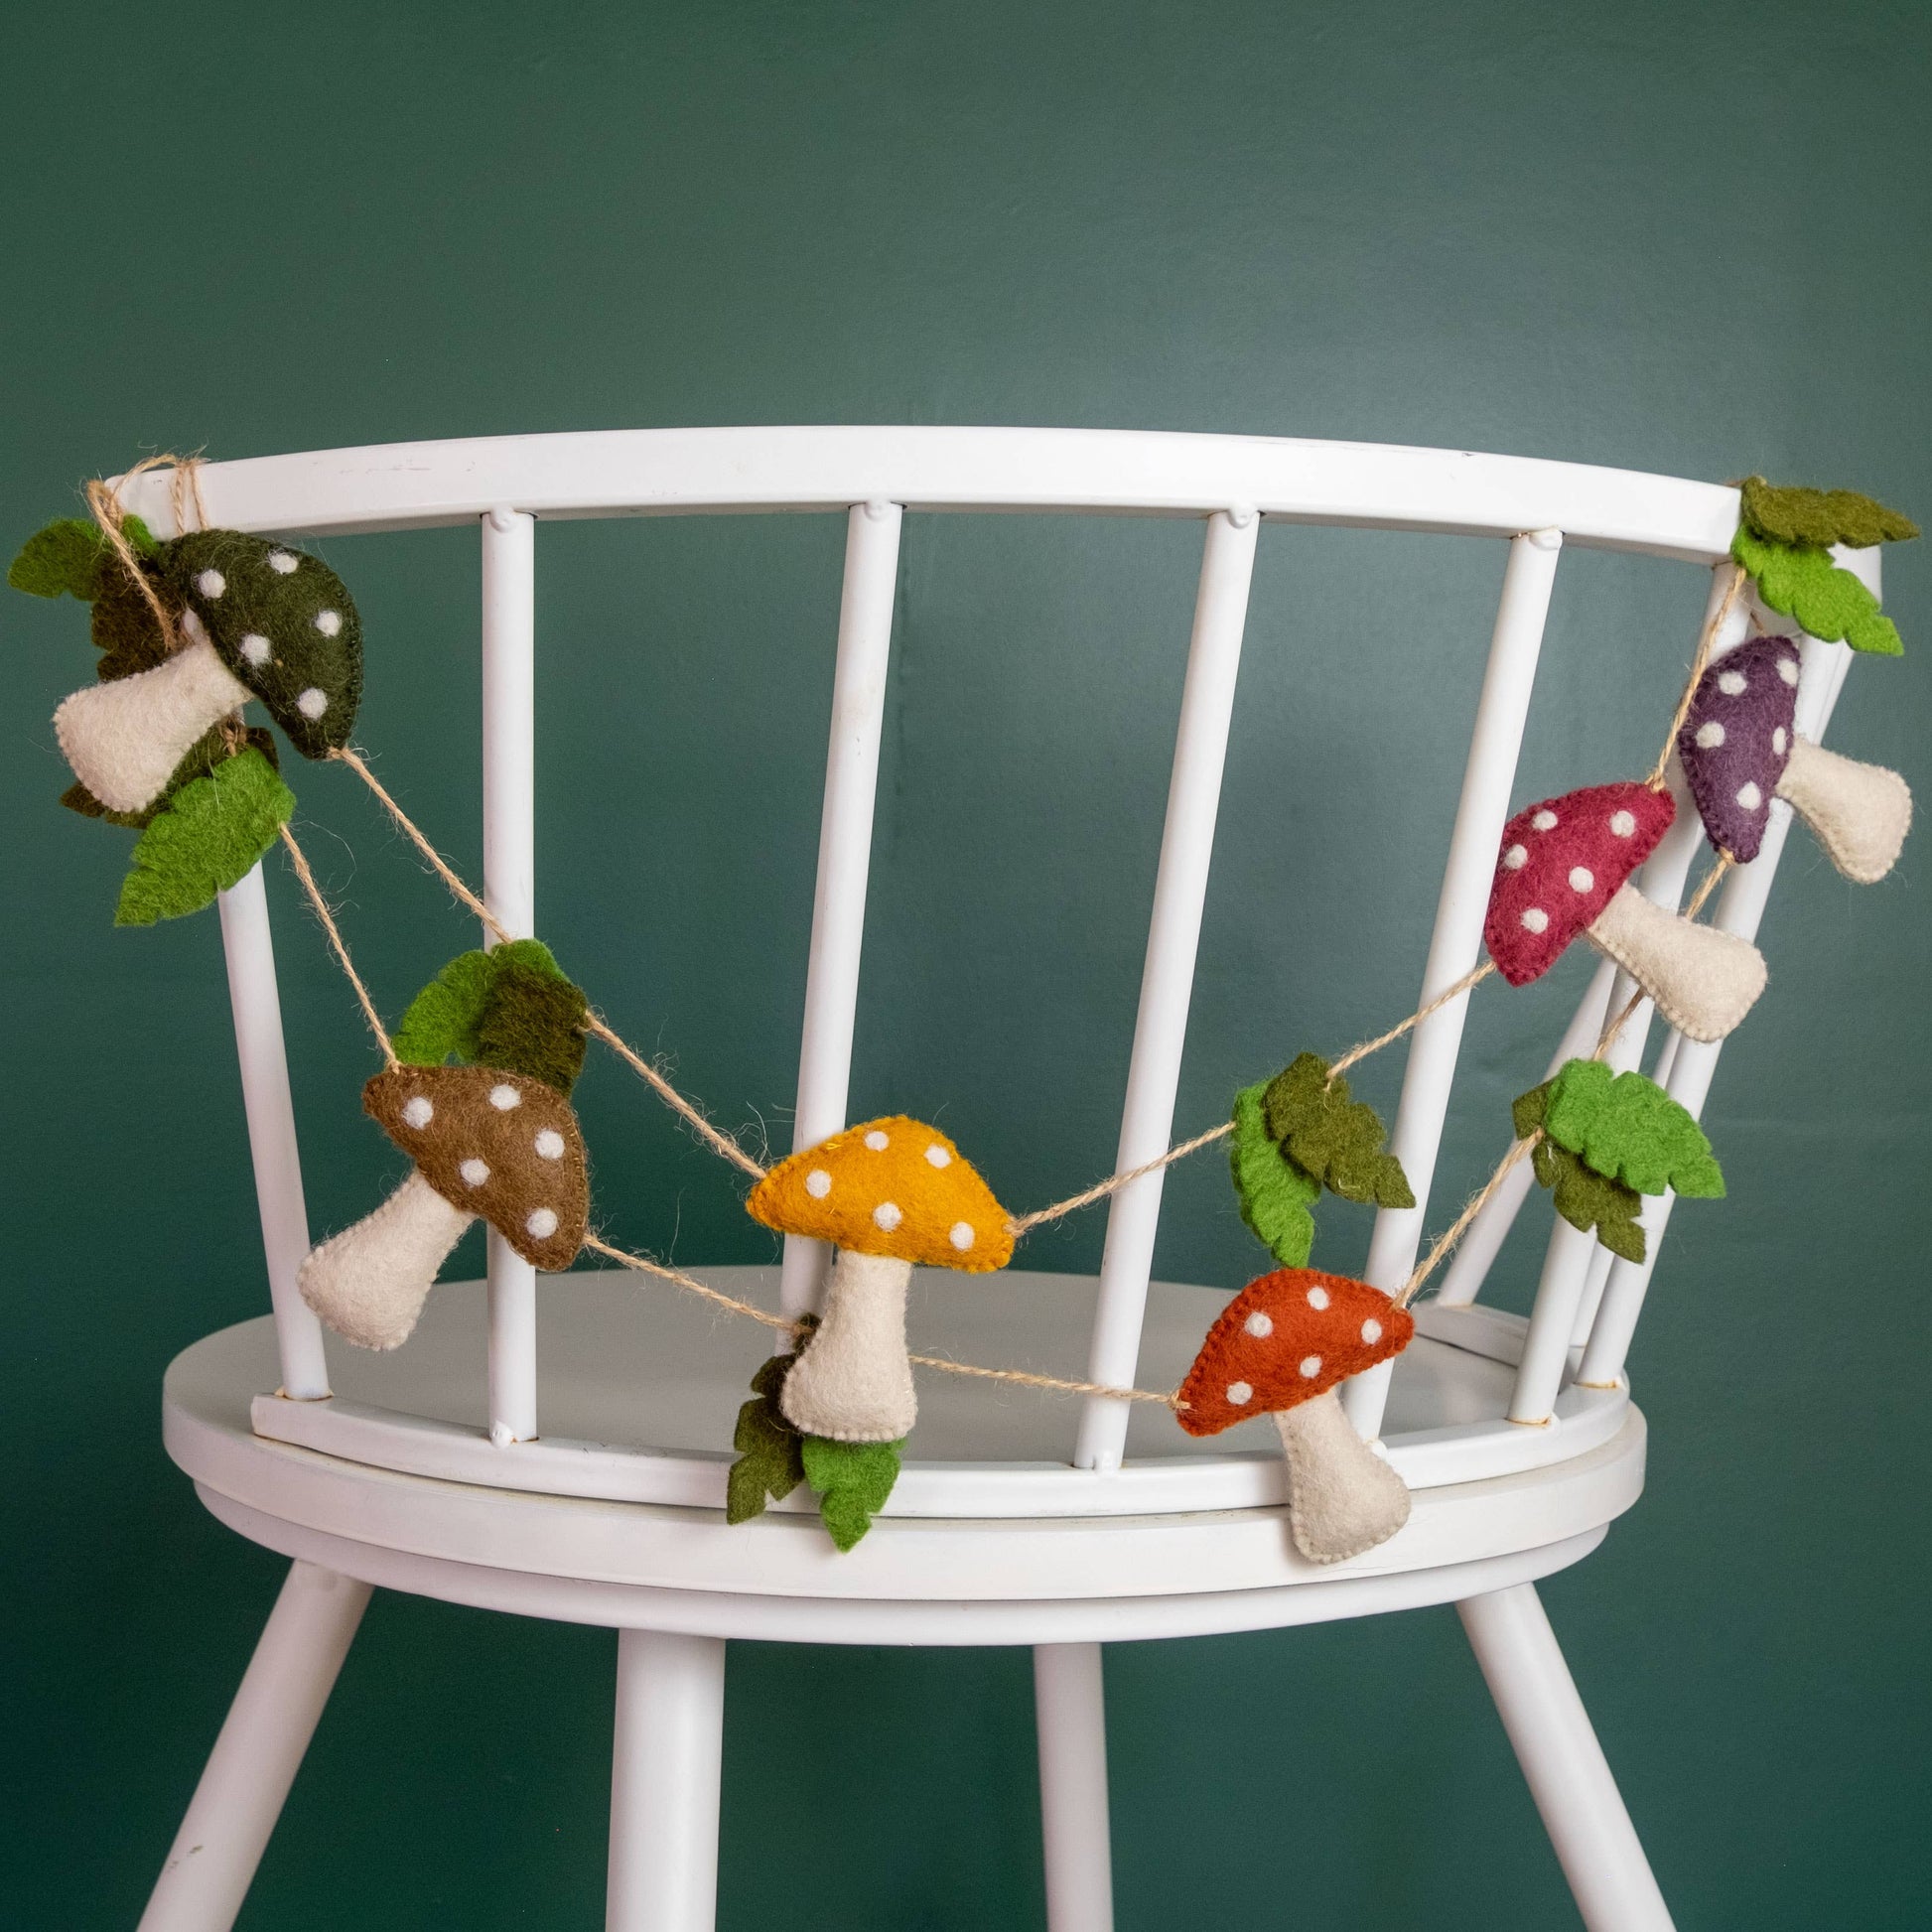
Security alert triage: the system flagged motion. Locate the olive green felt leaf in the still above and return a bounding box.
[393,938,586,1091]
[63,724,278,829]
[1262,1053,1414,1208]
[1229,1081,1318,1266]
[1739,478,1917,551]
[114,748,295,926]
[1542,1059,1725,1199]
[1732,528,1902,657]
[90,559,178,680]
[9,515,157,600]
[801,1434,903,1552]
[1514,1083,1646,1263]
[726,1349,808,1524]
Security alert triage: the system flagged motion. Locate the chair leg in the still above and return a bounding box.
[607,1629,727,1932]
[1034,1643,1115,1932]
[1457,1584,1674,1931]
[139,1561,372,1932]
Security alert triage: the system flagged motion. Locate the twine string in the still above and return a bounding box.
[1326,959,1496,1088]
[278,825,398,1065]
[1645,562,1747,791]
[1007,1119,1234,1235]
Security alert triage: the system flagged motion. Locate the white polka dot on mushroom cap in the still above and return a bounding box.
[1245,1310,1274,1337]
[1227,1381,1253,1406]
[402,1095,434,1128]
[267,550,300,575]
[526,1207,558,1240]
[1569,867,1594,894]
[873,1200,902,1231]
[804,1169,832,1198]
[949,1221,974,1251]
[1361,1317,1383,1344]
[1531,809,1559,831]
[1610,810,1636,837]
[489,1084,521,1111]
[197,569,225,599]
[1299,1355,1322,1379]
[1773,727,1787,756]
[296,687,329,720]
[925,1144,951,1169]
[181,607,208,644]
[314,610,343,637]
[1736,781,1763,811]
[1306,1286,1329,1311]
[239,632,272,667]
[534,1129,565,1161]
[1719,669,1747,697]
[1696,721,1725,749]
[1521,906,1549,934]
[864,1129,890,1151]
[1502,843,1528,871]
[459,1159,489,1187]
[1777,656,1799,686]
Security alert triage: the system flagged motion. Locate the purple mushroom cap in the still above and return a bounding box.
[1676,635,1801,862]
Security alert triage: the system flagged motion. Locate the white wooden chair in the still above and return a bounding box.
[131,429,1876,1932]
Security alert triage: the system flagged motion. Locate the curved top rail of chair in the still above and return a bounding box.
[112,426,1741,561]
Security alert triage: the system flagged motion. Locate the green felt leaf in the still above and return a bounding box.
[393,950,495,1065]
[1739,478,1917,550]
[1732,528,1902,657]
[63,724,278,830]
[393,937,584,1085]
[1228,1082,1317,1266]
[1514,1083,1646,1262]
[1262,1052,1415,1208]
[114,749,294,926]
[1542,1059,1725,1199]
[801,1434,903,1551]
[8,515,157,600]
[726,1349,808,1524]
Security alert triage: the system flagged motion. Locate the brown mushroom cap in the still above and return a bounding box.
[1177,1268,1413,1438]
[364,1064,588,1269]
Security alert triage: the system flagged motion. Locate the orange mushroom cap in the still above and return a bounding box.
[747,1115,1014,1273]
[1177,1268,1413,1438]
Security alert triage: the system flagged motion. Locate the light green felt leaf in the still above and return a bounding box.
[1262,1052,1415,1208]
[801,1434,903,1551]
[392,950,495,1065]
[1739,478,1917,550]
[726,1349,807,1524]
[1514,1083,1646,1263]
[1732,527,1902,657]
[1542,1059,1725,1199]
[8,516,156,600]
[1228,1082,1317,1266]
[114,749,294,926]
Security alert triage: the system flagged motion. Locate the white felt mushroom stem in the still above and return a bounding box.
[52,636,252,814]
[777,1249,918,1443]
[1585,882,1767,1044]
[297,1170,475,1352]
[1274,1390,1412,1564]
[1778,737,1912,885]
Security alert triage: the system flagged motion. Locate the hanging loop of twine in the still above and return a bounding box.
[82,453,209,653]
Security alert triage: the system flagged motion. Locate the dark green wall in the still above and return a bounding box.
[4,2,1928,1925]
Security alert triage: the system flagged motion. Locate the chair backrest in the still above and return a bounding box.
[122,430,1873,1469]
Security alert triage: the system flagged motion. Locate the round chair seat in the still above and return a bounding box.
[164,1269,1643,1646]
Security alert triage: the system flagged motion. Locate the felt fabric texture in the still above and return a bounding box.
[1677,634,1801,862]
[748,1116,1014,1273]
[1262,1052,1414,1207]
[801,1433,904,1551]
[297,1168,474,1350]
[1228,1081,1317,1266]
[392,949,498,1066]
[1515,1083,1646,1263]
[1778,736,1913,885]
[64,723,278,829]
[1484,781,1674,986]
[778,1248,918,1443]
[364,1064,589,1270]
[90,560,179,682]
[1542,1058,1725,1198]
[114,747,295,926]
[1738,478,1918,550]
[54,635,254,814]
[1177,1268,1413,1438]
[8,514,156,600]
[726,1346,809,1524]
[162,530,363,757]
[393,939,587,1093]
[1585,881,1767,1043]
[1274,1389,1412,1564]
[1732,528,1903,657]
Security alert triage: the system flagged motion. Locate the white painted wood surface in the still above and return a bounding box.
[1035,1644,1115,1932]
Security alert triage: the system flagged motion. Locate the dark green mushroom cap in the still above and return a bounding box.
[162,531,362,758]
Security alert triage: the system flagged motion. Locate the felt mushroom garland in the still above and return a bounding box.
[1484,781,1767,1043]
[1677,635,1911,881]
[1178,1269,1415,1563]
